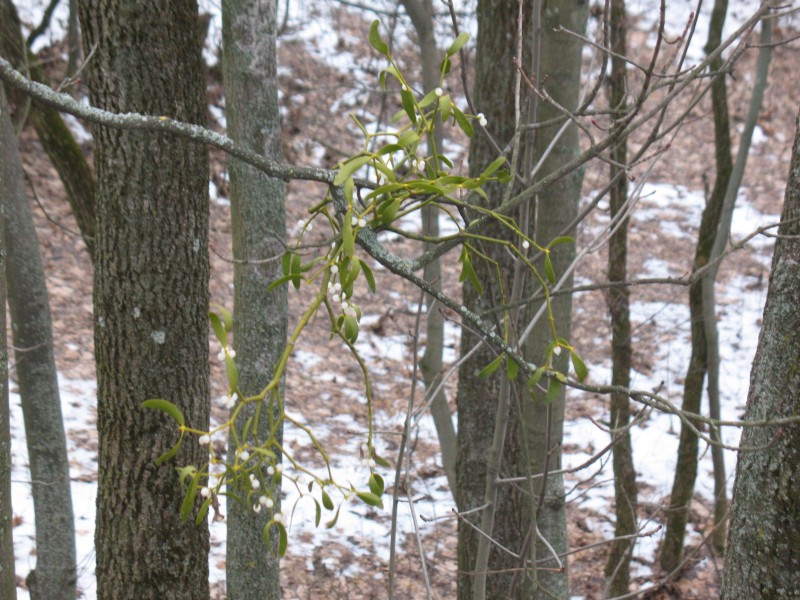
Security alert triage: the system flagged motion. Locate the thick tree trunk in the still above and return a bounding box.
[79,1,211,597]
[456,2,534,597]
[604,1,638,594]
[521,3,588,598]
[721,106,800,599]
[2,73,77,600]
[0,0,96,258]
[222,1,287,598]
[0,86,17,600]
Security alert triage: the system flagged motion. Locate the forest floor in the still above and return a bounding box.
[8,2,800,599]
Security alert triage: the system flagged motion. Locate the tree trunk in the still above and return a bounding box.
[79,1,211,597]
[521,2,588,598]
[0,86,17,600]
[222,1,287,598]
[604,1,638,594]
[0,0,96,258]
[2,70,77,600]
[456,2,534,597]
[720,106,800,599]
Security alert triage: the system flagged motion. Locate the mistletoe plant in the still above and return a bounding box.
[143,20,585,556]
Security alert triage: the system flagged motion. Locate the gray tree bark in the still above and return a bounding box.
[78,1,211,597]
[1,0,96,258]
[222,1,287,598]
[0,86,17,600]
[521,2,588,598]
[2,68,77,600]
[456,2,534,597]
[604,1,637,594]
[720,107,800,599]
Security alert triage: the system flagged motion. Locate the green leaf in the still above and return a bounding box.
[397,129,420,148]
[371,451,391,468]
[368,20,389,55]
[478,354,504,378]
[482,156,507,178]
[225,354,238,391]
[178,465,197,485]
[527,366,547,390]
[544,253,556,284]
[326,505,341,528]
[379,65,402,89]
[418,89,438,108]
[180,471,201,522]
[545,377,561,404]
[208,312,227,348]
[142,399,185,427]
[458,247,483,295]
[547,236,574,249]
[453,107,474,137]
[360,260,377,293]
[321,488,334,511]
[290,252,302,290]
[377,198,401,225]
[446,31,470,56]
[506,357,520,381]
[334,155,372,186]
[342,315,359,344]
[266,274,298,294]
[571,350,588,382]
[195,497,212,525]
[342,212,355,257]
[281,252,291,277]
[439,94,452,124]
[277,522,288,556]
[356,491,384,509]
[214,305,233,332]
[401,89,416,123]
[368,473,385,496]
[155,434,184,465]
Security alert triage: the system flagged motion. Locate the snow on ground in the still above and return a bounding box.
[9,186,777,598]
[8,1,789,598]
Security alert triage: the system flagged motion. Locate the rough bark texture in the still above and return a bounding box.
[456,2,533,598]
[79,1,211,597]
[2,69,77,600]
[604,1,637,594]
[720,107,800,599]
[0,0,96,258]
[0,87,17,600]
[522,3,588,598]
[222,1,287,598]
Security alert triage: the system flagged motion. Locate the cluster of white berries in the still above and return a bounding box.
[296,218,313,232]
[327,266,359,318]
[350,214,368,229]
[223,392,237,409]
[217,347,236,362]
[477,112,488,127]
[200,475,220,499]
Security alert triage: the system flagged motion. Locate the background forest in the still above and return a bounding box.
[2,0,800,599]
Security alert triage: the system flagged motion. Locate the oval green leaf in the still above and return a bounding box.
[369,20,389,55]
[142,399,185,427]
[446,31,470,57]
